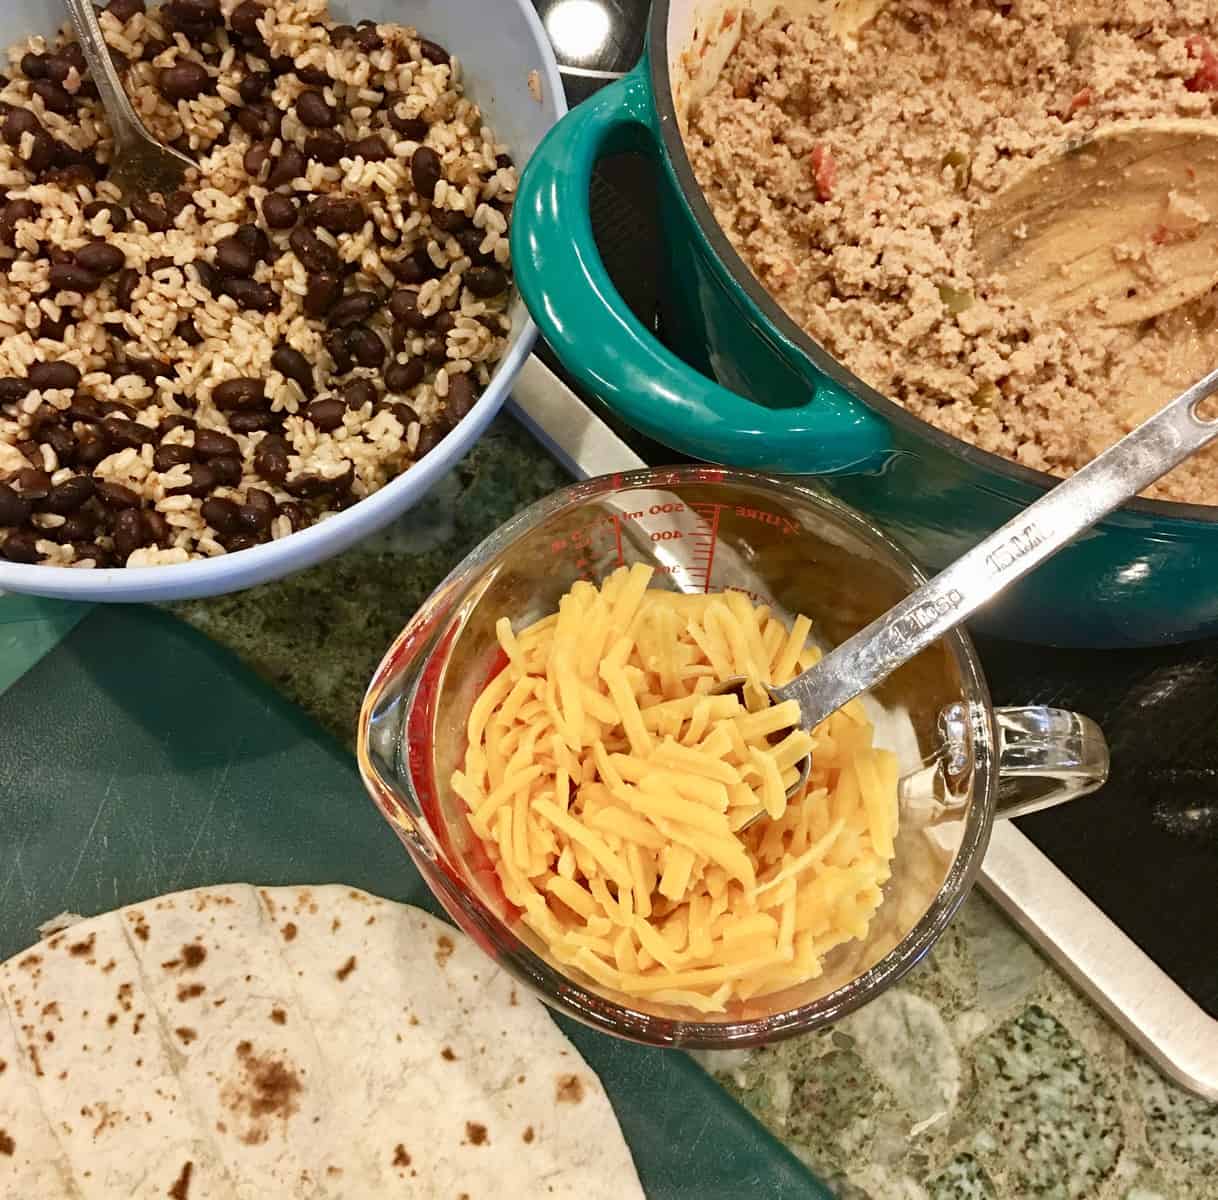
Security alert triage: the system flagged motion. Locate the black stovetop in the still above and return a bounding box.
[530,0,1218,1020]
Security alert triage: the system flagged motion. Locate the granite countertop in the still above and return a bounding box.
[172,414,1218,1200]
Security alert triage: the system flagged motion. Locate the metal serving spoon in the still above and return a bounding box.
[973,120,1218,327]
[734,367,1218,827]
[64,0,196,199]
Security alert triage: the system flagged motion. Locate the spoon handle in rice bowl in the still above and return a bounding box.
[777,368,1218,731]
[64,0,148,150]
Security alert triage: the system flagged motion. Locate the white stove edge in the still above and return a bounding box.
[507,353,1218,1101]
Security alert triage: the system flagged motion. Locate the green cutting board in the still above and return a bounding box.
[0,605,830,1200]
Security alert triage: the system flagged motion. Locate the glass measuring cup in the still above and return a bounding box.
[358,467,1108,1047]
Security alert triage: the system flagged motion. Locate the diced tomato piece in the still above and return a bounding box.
[1068,86,1094,113]
[1185,35,1218,93]
[810,143,836,201]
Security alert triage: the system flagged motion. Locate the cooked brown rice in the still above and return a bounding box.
[0,0,516,568]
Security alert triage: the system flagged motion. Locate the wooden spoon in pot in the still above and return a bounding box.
[974,120,1218,327]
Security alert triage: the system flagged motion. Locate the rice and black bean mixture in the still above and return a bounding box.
[0,0,516,568]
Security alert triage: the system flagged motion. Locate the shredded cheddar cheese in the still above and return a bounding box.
[452,565,899,1013]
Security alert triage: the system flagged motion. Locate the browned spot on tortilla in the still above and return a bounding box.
[392,1144,411,1167]
[522,1126,535,1144]
[168,1160,193,1200]
[441,1046,456,1061]
[0,1059,6,1074]
[106,1013,118,1026]
[434,935,454,966]
[281,922,297,942]
[222,1042,304,1145]
[68,933,95,958]
[270,1008,286,1025]
[509,988,518,1006]
[18,954,41,970]
[331,918,341,932]
[177,983,205,1002]
[0,1130,13,1156]
[101,959,116,973]
[182,943,206,968]
[465,1122,488,1146]
[175,1027,197,1044]
[408,1014,419,1026]
[130,916,149,942]
[366,915,376,925]
[43,1030,54,1044]
[556,1074,584,1103]
[132,1013,145,1036]
[336,956,356,981]
[27,1044,43,1077]
[117,982,134,1012]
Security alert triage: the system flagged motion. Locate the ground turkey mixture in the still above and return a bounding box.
[687,0,1218,504]
[0,0,515,568]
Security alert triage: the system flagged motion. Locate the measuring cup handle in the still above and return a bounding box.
[510,67,891,474]
[991,706,1110,819]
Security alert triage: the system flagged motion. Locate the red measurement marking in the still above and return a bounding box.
[613,513,624,566]
[733,505,800,535]
[688,502,723,593]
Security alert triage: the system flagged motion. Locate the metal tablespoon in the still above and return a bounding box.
[64,0,196,199]
[735,367,1218,827]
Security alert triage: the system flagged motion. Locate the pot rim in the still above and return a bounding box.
[647,1,1218,527]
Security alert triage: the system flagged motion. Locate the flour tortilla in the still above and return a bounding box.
[0,885,644,1199]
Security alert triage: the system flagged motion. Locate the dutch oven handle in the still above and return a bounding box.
[511,67,890,473]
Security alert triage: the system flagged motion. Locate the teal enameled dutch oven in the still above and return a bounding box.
[510,0,1218,648]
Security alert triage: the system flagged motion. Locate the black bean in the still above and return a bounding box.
[2,107,39,146]
[159,61,210,101]
[42,424,77,465]
[199,495,240,534]
[417,38,450,65]
[28,361,81,391]
[289,225,339,273]
[166,0,222,32]
[176,317,202,345]
[141,38,171,62]
[82,199,127,232]
[268,54,294,75]
[44,54,76,86]
[388,108,427,139]
[0,198,35,246]
[415,424,444,458]
[154,442,195,471]
[166,462,215,497]
[122,355,171,384]
[114,267,140,309]
[211,454,242,485]
[347,325,385,368]
[390,248,442,284]
[43,162,97,189]
[221,277,277,312]
[329,24,355,45]
[341,378,375,409]
[446,372,478,423]
[271,343,312,394]
[235,223,270,260]
[242,141,270,179]
[296,64,330,86]
[465,265,508,298]
[96,479,141,508]
[68,395,103,423]
[304,195,365,233]
[496,152,514,170]
[354,22,382,52]
[239,489,275,532]
[305,397,344,431]
[215,235,255,277]
[75,241,125,276]
[112,507,145,558]
[76,429,110,467]
[189,428,235,459]
[159,414,195,436]
[434,312,457,336]
[236,103,275,139]
[130,197,170,232]
[229,409,279,433]
[265,144,305,189]
[142,509,170,546]
[43,474,93,513]
[106,0,146,19]
[76,541,113,565]
[410,145,442,200]
[328,291,379,327]
[0,481,31,524]
[286,459,352,497]
[0,377,30,402]
[229,0,264,37]
[21,130,55,174]
[253,433,289,482]
[191,259,219,293]
[324,328,353,374]
[303,271,342,317]
[350,134,388,162]
[237,70,268,102]
[20,52,48,79]
[2,529,40,562]
[455,227,492,263]
[261,193,297,229]
[296,89,335,128]
[388,287,429,328]
[221,532,258,551]
[53,511,91,542]
[423,335,447,363]
[303,129,346,165]
[431,207,468,234]
[102,416,155,448]
[212,377,265,410]
[385,358,424,392]
[31,80,73,115]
